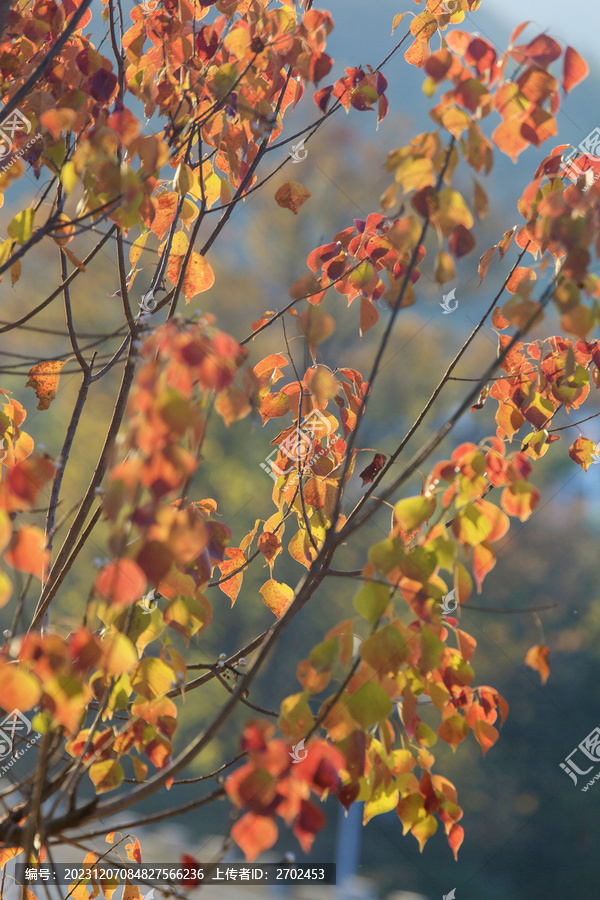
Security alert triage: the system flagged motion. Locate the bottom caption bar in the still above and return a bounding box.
[16,863,336,886]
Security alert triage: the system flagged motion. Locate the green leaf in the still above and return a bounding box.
[394,496,435,531]
[414,720,437,747]
[452,503,492,546]
[420,627,445,673]
[346,682,392,729]
[354,581,390,624]
[368,538,404,574]
[279,691,314,739]
[309,637,340,672]
[360,625,408,674]
[7,208,35,244]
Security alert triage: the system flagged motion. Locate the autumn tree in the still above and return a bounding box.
[0,0,597,895]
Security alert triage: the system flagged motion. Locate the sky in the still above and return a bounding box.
[325,0,600,68]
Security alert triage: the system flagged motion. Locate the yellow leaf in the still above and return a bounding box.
[89,759,124,793]
[165,232,214,301]
[129,232,148,268]
[26,360,68,410]
[260,579,294,617]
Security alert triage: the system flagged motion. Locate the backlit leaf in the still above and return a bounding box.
[0,665,41,711]
[260,579,294,617]
[89,759,125,793]
[275,181,311,214]
[525,644,550,684]
[563,46,589,94]
[26,361,67,410]
[166,232,214,301]
[346,681,392,728]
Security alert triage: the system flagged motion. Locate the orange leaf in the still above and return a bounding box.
[478,245,496,283]
[568,435,597,472]
[501,481,539,521]
[94,559,147,607]
[166,232,214,301]
[26,360,67,410]
[298,306,335,361]
[258,532,281,568]
[437,715,469,750]
[472,718,499,755]
[563,46,589,94]
[473,541,496,592]
[525,644,550,684]
[125,836,142,863]
[217,548,246,606]
[0,847,23,869]
[5,526,50,580]
[151,192,178,241]
[492,307,509,329]
[0,664,41,711]
[231,811,278,861]
[359,296,378,337]
[448,822,464,861]
[40,107,77,139]
[492,119,529,163]
[275,181,311,214]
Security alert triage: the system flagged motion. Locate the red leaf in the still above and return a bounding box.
[292,798,326,853]
[314,84,334,113]
[522,34,562,66]
[180,854,201,887]
[358,453,386,486]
